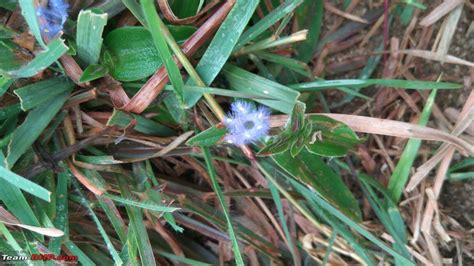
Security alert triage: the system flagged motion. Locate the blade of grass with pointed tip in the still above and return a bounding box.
[105,193,180,212]
[8,39,68,78]
[290,79,462,91]
[267,180,297,262]
[6,90,71,168]
[258,159,374,264]
[121,0,146,26]
[223,64,299,114]
[144,160,183,232]
[71,178,122,265]
[141,0,184,103]
[184,0,259,107]
[234,0,304,51]
[76,10,108,66]
[306,183,414,265]
[117,176,156,266]
[388,89,437,202]
[202,147,244,266]
[19,0,46,48]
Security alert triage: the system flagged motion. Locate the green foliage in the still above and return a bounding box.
[0,1,466,265]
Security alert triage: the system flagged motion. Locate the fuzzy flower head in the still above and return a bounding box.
[223,101,271,145]
[36,0,69,39]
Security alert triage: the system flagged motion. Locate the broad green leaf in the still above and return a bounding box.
[5,90,70,168]
[186,126,227,147]
[223,64,299,114]
[14,78,74,111]
[183,0,259,107]
[306,115,361,157]
[76,10,108,66]
[103,26,195,81]
[79,64,108,82]
[8,39,68,78]
[273,149,362,222]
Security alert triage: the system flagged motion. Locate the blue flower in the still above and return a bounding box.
[223,101,271,145]
[36,0,69,39]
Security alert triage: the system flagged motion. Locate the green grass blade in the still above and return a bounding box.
[267,180,297,262]
[6,90,71,168]
[105,193,180,212]
[290,79,462,91]
[388,89,437,202]
[122,0,146,26]
[141,0,185,103]
[321,229,337,266]
[0,166,51,202]
[49,168,70,254]
[309,186,414,265]
[234,0,304,51]
[14,78,74,111]
[64,241,96,266]
[8,39,68,78]
[71,178,122,265]
[184,0,259,107]
[0,76,13,97]
[0,104,21,121]
[223,64,299,114]
[157,251,212,266]
[76,10,108,65]
[202,147,244,266]
[295,0,323,62]
[19,0,46,48]
[97,196,128,243]
[117,176,156,266]
[0,152,41,227]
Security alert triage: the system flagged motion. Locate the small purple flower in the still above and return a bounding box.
[223,101,271,145]
[36,0,69,39]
